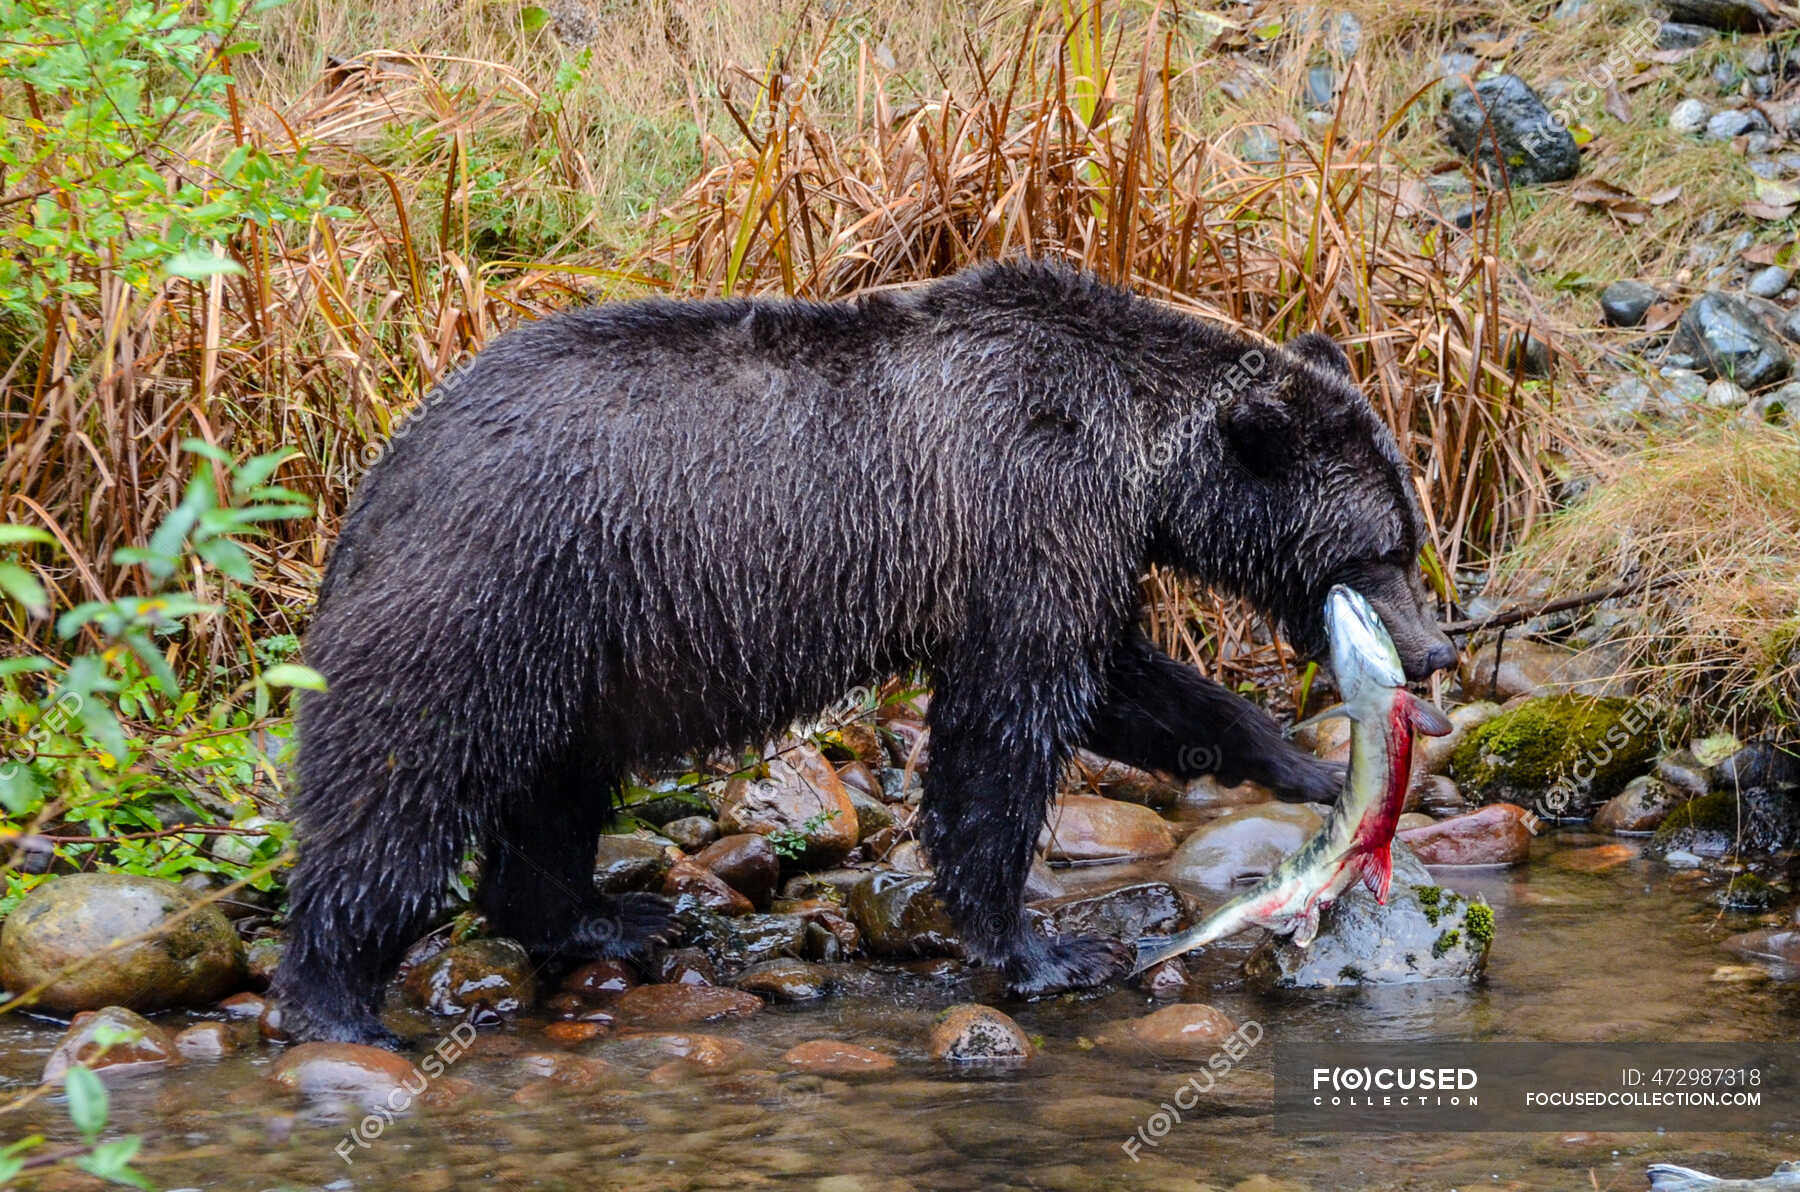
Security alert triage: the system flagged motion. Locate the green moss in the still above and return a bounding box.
[1338,964,1366,981]
[1652,791,1737,847]
[1464,901,1495,947]
[1722,873,1781,911]
[1449,694,1661,806]
[1432,929,1462,957]
[1415,884,1444,925]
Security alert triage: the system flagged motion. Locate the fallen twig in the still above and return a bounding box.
[1439,574,1684,637]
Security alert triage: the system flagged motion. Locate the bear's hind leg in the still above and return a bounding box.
[478,754,670,965]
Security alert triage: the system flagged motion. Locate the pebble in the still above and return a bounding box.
[403,938,536,1016]
[1749,266,1793,298]
[1593,776,1687,833]
[174,1022,234,1060]
[1116,1003,1238,1056]
[562,958,637,1000]
[1705,377,1750,408]
[1040,792,1176,861]
[734,957,834,1002]
[1600,279,1659,326]
[662,815,719,851]
[1706,109,1762,139]
[663,858,754,916]
[42,1007,183,1082]
[927,1004,1033,1062]
[1164,802,1323,889]
[693,834,782,908]
[270,1043,462,1109]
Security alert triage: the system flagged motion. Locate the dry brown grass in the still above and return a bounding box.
[1503,424,1800,731]
[3,0,1578,709]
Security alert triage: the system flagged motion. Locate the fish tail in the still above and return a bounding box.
[1407,692,1453,737]
[1358,846,1393,904]
[1129,906,1241,975]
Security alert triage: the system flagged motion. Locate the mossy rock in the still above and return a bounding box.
[1650,789,1800,858]
[1448,694,1661,813]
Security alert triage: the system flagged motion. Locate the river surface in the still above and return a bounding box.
[3,830,1797,1191]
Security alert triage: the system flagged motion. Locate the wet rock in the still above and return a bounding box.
[717,745,859,868]
[1245,845,1492,987]
[1749,265,1793,299]
[562,958,637,1000]
[1418,701,1502,775]
[847,872,958,958]
[1303,65,1336,109]
[1412,774,1468,818]
[217,991,266,1021]
[403,938,536,1016]
[593,835,670,893]
[1671,292,1792,388]
[693,834,782,908]
[1458,639,1631,701]
[1601,280,1659,326]
[1444,74,1580,187]
[734,957,833,1002]
[1651,789,1800,856]
[1722,927,1800,969]
[1593,775,1688,833]
[42,1007,182,1082]
[1398,803,1533,865]
[1068,752,1185,809]
[1449,694,1662,813]
[1669,98,1710,133]
[675,907,809,973]
[1031,881,1186,941]
[1039,793,1176,861]
[927,1003,1033,1062]
[0,873,245,1014]
[1720,872,1783,910]
[610,982,762,1025]
[1506,331,1553,378]
[1668,0,1781,32]
[1397,812,1436,831]
[663,859,754,916]
[1656,749,1715,799]
[245,936,283,989]
[174,1021,234,1060]
[653,947,717,986]
[1136,958,1190,998]
[1164,803,1323,890]
[543,1020,609,1044]
[781,1039,896,1075]
[846,788,898,842]
[1716,741,1800,793]
[662,815,720,852]
[1115,1003,1237,1056]
[270,1042,456,1108]
[640,1032,745,1072]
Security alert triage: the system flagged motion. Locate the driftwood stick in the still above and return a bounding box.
[1439,573,1682,637]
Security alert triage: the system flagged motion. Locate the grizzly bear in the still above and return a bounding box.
[275,259,1455,1047]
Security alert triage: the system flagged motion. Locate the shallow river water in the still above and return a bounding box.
[3,830,1798,1191]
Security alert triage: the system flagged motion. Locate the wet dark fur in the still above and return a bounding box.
[275,259,1453,1046]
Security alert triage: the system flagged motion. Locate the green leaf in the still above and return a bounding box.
[0,561,48,616]
[0,1158,24,1185]
[76,1137,153,1190]
[0,525,55,547]
[163,248,244,280]
[64,1064,108,1137]
[522,5,550,31]
[0,764,43,816]
[260,663,327,691]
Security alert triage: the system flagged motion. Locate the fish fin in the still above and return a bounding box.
[1130,935,1185,976]
[1290,904,1321,948]
[1359,847,1393,904]
[1285,704,1348,738]
[1407,694,1453,737]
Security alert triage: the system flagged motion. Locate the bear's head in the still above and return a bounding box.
[1161,330,1457,682]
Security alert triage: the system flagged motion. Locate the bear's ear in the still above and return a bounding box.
[1219,395,1293,477]
[1289,331,1353,377]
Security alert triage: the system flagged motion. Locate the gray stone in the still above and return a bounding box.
[1745,381,1800,422]
[1244,846,1492,987]
[1668,0,1780,33]
[1506,331,1553,377]
[1164,803,1324,890]
[1670,97,1711,133]
[1749,265,1793,298]
[1657,22,1716,50]
[593,835,670,893]
[1671,292,1792,387]
[1293,7,1362,58]
[1600,279,1658,326]
[1706,377,1750,407]
[1445,74,1580,186]
[1659,367,1711,402]
[1031,881,1187,941]
[1712,58,1743,92]
[663,815,719,851]
[1304,64,1336,109]
[1706,108,1770,139]
[1238,127,1280,163]
[1438,52,1479,88]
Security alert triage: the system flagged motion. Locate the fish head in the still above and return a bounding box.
[1324,584,1406,710]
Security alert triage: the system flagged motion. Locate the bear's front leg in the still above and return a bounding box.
[917,665,1131,997]
[1082,625,1341,803]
